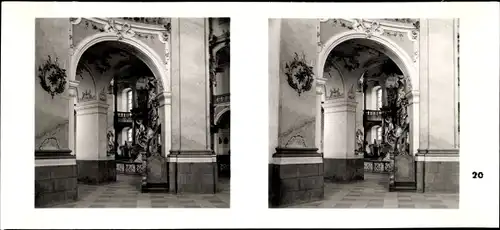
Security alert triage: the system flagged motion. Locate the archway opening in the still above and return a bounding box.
[321,37,413,189]
[74,40,163,185]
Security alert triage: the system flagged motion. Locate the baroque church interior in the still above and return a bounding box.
[269,18,460,208]
[35,17,230,208]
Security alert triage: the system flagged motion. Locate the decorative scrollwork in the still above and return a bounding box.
[284,52,315,96]
[37,55,67,99]
[353,19,383,38]
[106,19,135,40]
[285,135,307,148]
[327,88,343,100]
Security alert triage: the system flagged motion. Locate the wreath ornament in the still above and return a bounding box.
[284,52,314,96]
[37,55,67,99]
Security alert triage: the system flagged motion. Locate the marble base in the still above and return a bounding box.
[269,148,324,207]
[324,158,364,182]
[35,150,78,207]
[168,151,218,194]
[77,160,117,184]
[416,160,459,193]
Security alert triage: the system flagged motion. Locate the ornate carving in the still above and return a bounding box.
[285,135,307,148]
[119,17,170,25]
[329,19,354,30]
[347,84,356,100]
[38,137,61,150]
[353,19,383,38]
[327,88,343,99]
[37,55,67,99]
[99,88,107,102]
[355,129,364,154]
[105,19,135,40]
[80,89,96,102]
[69,17,82,25]
[382,18,418,24]
[382,30,405,40]
[107,130,115,155]
[84,19,105,33]
[284,52,315,96]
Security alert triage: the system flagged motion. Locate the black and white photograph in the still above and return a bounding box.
[269,18,460,208]
[34,17,231,208]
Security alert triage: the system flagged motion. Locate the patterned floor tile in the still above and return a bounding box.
[50,174,230,208]
[287,173,459,209]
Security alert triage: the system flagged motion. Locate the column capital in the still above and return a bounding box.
[68,80,80,98]
[157,91,172,106]
[323,99,357,113]
[75,100,109,114]
[315,77,327,86]
[406,90,420,104]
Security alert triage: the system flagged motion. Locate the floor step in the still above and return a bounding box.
[393,182,417,191]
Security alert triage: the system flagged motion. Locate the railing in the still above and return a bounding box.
[364,159,393,173]
[116,112,133,123]
[364,109,383,121]
[214,93,230,104]
[116,161,144,175]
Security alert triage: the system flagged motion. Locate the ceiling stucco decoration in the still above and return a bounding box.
[71,18,171,71]
[352,19,384,38]
[326,39,404,86]
[77,41,154,86]
[105,19,136,40]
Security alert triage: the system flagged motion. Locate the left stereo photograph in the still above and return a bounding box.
[34,17,231,208]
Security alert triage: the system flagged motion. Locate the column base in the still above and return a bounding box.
[324,158,364,182]
[35,150,78,208]
[168,150,217,194]
[77,159,117,184]
[269,148,324,208]
[416,149,459,193]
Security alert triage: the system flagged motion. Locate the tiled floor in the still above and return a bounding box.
[289,173,459,209]
[52,174,230,208]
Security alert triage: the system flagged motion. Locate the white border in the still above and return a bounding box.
[1,2,499,229]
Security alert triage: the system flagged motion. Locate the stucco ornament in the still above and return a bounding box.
[284,52,315,96]
[353,19,384,38]
[105,19,135,40]
[37,55,67,99]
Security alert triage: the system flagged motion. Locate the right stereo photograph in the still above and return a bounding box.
[268,18,460,208]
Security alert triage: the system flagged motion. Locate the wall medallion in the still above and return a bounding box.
[284,52,314,96]
[37,55,67,99]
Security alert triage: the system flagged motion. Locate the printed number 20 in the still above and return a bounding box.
[472,171,484,179]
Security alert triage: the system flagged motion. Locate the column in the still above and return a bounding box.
[168,18,216,194]
[68,80,79,156]
[157,91,172,157]
[75,100,116,184]
[270,19,323,207]
[315,78,326,154]
[416,19,459,193]
[323,99,363,181]
[34,18,77,207]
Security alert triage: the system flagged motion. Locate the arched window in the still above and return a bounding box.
[376,126,382,142]
[127,128,133,142]
[376,88,382,110]
[127,90,133,112]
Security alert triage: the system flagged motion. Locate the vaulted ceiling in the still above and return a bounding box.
[77,41,153,83]
[324,38,402,81]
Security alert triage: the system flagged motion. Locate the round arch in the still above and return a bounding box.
[318,30,420,156]
[70,33,169,92]
[318,31,418,91]
[215,107,230,125]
